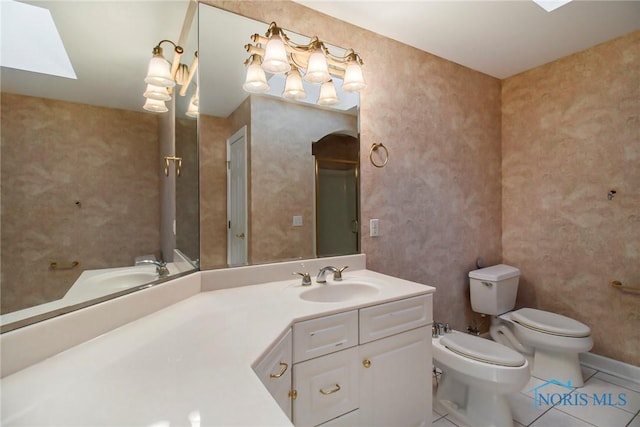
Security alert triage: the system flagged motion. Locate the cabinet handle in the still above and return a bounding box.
[362,359,371,368]
[270,361,288,378]
[319,384,341,395]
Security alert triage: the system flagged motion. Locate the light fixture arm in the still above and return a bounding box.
[179,51,199,97]
[152,39,184,56]
[152,40,184,85]
[265,21,284,39]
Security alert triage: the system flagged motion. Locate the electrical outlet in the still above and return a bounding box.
[370,219,379,237]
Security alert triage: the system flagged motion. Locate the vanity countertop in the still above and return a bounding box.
[0,269,434,426]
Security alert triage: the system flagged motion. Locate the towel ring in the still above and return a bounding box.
[369,143,389,168]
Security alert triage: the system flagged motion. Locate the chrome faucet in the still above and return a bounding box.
[316,266,349,283]
[135,259,170,277]
[293,272,312,286]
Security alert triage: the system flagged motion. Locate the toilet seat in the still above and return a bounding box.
[511,308,591,338]
[441,333,526,367]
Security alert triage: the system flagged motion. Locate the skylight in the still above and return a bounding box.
[532,0,573,12]
[0,0,76,79]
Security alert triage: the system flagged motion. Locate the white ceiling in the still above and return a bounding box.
[2,1,638,116]
[294,0,640,79]
[1,1,197,114]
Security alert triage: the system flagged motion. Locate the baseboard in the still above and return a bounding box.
[579,352,640,384]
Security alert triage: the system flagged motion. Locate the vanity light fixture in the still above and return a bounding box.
[243,22,366,105]
[283,65,306,100]
[143,97,169,113]
[144,40,182,88]
[186,88,199,118]
[142,39,199,115]
[243,54,270,93]
[317,80,339,106]
[143,83,171,101]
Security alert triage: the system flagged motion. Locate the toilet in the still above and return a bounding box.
[433,331,529,427]
[469,264,593,387]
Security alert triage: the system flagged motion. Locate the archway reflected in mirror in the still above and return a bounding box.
[314,134,360,257]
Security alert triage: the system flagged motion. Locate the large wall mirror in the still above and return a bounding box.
[0,0,199,330]
[198,4,361,270]
[0,1,361,332]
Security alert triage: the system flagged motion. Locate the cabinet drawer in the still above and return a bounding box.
[294,311,358,363]
[292,346,359,426]
[360,294,432,344]
[317,409,359,426]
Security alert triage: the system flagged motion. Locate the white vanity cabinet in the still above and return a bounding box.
[290,294,433,427]
[254,329,293,420]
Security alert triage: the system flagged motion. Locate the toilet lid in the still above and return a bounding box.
[511,308,591,338]
[441,333,526,367]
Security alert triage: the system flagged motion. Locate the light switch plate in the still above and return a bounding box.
[370,219,379,237]
[293,215,303,226]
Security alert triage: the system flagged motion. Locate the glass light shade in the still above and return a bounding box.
[143,84,171,101]
[304,51,330,83]
[342,62,366,92]
[243,61,269,93]
[261,36,291,74]
[142,98,168,113]
[192,89,199,107]
[317,80,339,106]
[186,94,199,118]
[144,54,175,88]
[283,68,306,100]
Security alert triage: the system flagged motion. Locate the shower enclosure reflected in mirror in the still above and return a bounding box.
[314,134,360,257]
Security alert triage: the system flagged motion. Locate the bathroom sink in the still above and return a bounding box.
[300,283,379,303]
[93,270,159,289]
[64,266,161,301]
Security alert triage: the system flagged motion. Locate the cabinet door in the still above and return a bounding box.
[293,346,359,427]
[359,326,431,427]
[254,329,293,420]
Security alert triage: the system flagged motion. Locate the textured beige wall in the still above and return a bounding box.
[1,93,160,313]
[199,114,230,270]
[502,31,640,366]
[204,1,503,330]
[175,118,200,262]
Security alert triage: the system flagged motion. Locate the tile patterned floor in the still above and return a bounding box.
[432,365,640,427]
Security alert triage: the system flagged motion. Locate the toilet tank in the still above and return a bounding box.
[469,264,520,315]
